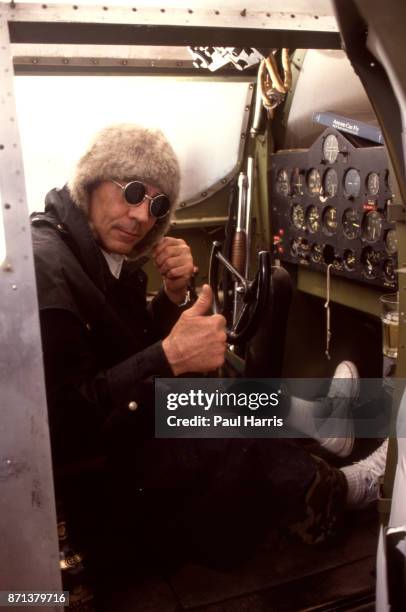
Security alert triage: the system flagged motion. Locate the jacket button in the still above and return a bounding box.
[128,401,138,411]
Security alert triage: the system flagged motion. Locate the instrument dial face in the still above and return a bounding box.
[385,229,398,255]
[322,206,337,234]
[383,258,396,283]
[291,169,305,196]
[291,203,305,229]
[306,206,320,233]
[362,210,383,243]
[276,169,290,197]
[290,237,309,259]
[367,172,380,196]
[323,134,339,163]
[342,208,360,240]
[361,246,381,279]
[307,168,321,195]
[344,249,356,271]
[344,168,361,198]
[311,243,323,263]
[323,168,338,198]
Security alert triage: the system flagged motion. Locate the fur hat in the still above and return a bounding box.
[68,123,180,259]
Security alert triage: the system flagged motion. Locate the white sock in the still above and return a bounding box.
[341,439,388,506]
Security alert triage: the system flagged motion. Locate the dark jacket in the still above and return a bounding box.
[32,186,181,470]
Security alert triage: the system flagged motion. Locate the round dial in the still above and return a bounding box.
[290,237,309,259]
[306,206,320,233]
[361,246,381,279]
[385,229,398,255]
[323,134,339,163]
[276,169,290,197]
[342,208,360,240]
[367,172,380,196]
[344,168,361,198]
[344,249,356,271]
[333,257,343,271]
[322,206,337,234]
[291,203,305,229]
[323,168,338,198]
[291,169,305,196]
[311,243,323,263]
[362,210,383,243]
[307,168,321,195]
[383,258,396,283]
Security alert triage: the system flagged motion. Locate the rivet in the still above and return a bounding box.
[245,105,249,111]
[370,62,375,67]
[176,61,183,66]
[92,59,99,65]
[266,12,271,17]
[291,14,296,18]
[32,58,38,64]
[128,401,138,411]
[241,133,246,139]
[132,8,137,12]
[0,145,3,150]
[11,284,17,290]
[4,203,11,209]
[62,59,69,64]
[121,60,128,65]
[3,263,12,272]
[240,9,247,17]
[188,9,193,14]
[221,178,227,184]
[73,5,78,10]
[160,8,165,12]
[180,202,186,208]
[57,224,64,230]
[151,61,155,67]
[249,84,254,89]
[201,191,207,197]
[215,10,220,15]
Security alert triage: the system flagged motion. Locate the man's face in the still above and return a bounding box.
[89,180,158,254]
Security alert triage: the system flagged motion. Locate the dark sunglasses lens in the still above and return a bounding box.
[124,181,145,205]
[151,195,170,218]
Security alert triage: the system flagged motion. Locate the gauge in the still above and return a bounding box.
[367,172,380,196]
[361,246,381,279]
[343,249,356,271]
[383,258,396,283]
[291,203,305,229]
[322,244,335,265]
[344,168,361,198]
[307,168,321,195]
[385,229,398,255]
[291,169,305,196]
[333,257,344,271]
[290,237,309,260]
[323,168,338,198]
[342,208,360,240]
[362,210,383,243]
[322,134,339,163]
[322,206,337,234]
[311,243,323,263]
[276,169,290,197]
[306,206,320,233]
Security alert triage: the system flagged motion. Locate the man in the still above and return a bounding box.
[32,124,386,575]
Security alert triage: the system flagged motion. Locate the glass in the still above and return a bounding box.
[380,293,399,359]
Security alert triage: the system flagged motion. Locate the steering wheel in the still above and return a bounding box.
[208,241,271,345]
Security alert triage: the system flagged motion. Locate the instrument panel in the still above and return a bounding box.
[270,128,397,288]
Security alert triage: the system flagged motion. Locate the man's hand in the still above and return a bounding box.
[162,284,226,375]
[153,237,196,304]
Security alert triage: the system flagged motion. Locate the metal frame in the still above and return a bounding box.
[0,14,61,600]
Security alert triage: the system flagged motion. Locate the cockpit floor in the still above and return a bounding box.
[99,509,377,612]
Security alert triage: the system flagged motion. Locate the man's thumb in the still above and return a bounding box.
[188,284,213,316]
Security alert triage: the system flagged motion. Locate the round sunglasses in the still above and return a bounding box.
[110,179,170,219]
